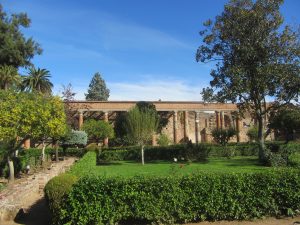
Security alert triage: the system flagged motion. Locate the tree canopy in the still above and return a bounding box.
[21,67,53,94]
[85,72,110,101]
[269,105,300,142]
[82,119,114,145]
[196,0,300,160]
[0,4,42,68]
[0,91,67,181]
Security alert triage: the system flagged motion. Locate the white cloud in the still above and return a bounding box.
[60,78,203,101]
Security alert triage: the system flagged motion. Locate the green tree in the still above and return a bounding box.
[196,0,300,161]
[126,106,158,165]
[269,106,300,143]
[0,65,21,90]
[21,67,53,94]
[0,4,42,67]
[85,72,110,101]
[212,128,237,146]
[82,120,114,145]
[0,91,67,181]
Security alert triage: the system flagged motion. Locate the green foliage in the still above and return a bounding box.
[21,67,53,94]
[265,142,300,167]
[269,106,300,142]
[85,143,101,152]
[44,174,78,224]
[62,130,87,147]
[0,91,67,180]
[0,4,42,68]
[85,72,110,101]
[0,65,20,90]
[68,151,98,177]
[157,133,170,146]
[82,119,114,144]
[54,169,300,224]
[196,0,300,160]
[211,128,237,146]
[247,126,259,142]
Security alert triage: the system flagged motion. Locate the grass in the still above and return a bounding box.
[69,151,271,178]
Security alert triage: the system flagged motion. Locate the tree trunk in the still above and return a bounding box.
[257,115,266,162]
[55,140,59,162]
[8,157,14,183]
[141,145,145,165]
[42,140,46,162]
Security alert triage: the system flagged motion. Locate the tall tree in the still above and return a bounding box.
[0,65,21,90]
[126,106,158,165]
[0,4,42,67]
[196,0,300,161]
[21,67,53,94]
[85,72,110,101]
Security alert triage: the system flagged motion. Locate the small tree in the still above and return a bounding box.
[211,128,237,146]
[82,120,114,145]
[126,106,158,165]
[0,91,67,181]
[85,72,110,101]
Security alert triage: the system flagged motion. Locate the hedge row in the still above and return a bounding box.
[98,142,300,163]
[46,169,300,224]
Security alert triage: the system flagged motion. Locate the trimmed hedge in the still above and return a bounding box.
[50,169,300,224]
[44,174,78,224]
[97,142,300,163]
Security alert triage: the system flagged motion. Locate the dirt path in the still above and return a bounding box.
[2,193,300,225]
[2,193,50,225]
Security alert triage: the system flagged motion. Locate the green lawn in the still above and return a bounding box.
[69,151,271,178]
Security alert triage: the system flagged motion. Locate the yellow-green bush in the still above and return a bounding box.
[44,174,78,224]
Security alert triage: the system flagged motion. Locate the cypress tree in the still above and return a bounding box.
[85,72,110,101]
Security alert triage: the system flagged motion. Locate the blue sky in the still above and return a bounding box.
[2,0,300,100]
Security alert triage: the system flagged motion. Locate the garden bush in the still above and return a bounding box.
[61,130,88,151]
[44,173,78,225]
[51,169,300,224]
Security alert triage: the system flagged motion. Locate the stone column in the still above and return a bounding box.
[215,111,220,129]
[104,111,109,147]
[236,114,241,142]
[78,111,84,130]
[24,139,30,149]
[195,111,200,144]
[220,111,225,129]
[184,111,189,140]
[173,111,178,144]
[152,134,157,146]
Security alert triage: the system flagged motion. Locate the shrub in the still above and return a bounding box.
[211,128,237,145]
[157,134,170,146]
[85,143,101,152]
[247,126,259,142]
[62,130,88,148]
[44,173,78,224]
[55,169,300,224]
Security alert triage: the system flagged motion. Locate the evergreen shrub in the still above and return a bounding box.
[50,169,300,224]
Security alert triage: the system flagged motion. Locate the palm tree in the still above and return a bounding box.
[21,67,53,94]
[0,65,21,90]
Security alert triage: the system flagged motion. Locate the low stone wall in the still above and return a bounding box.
[0,157,76,221]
